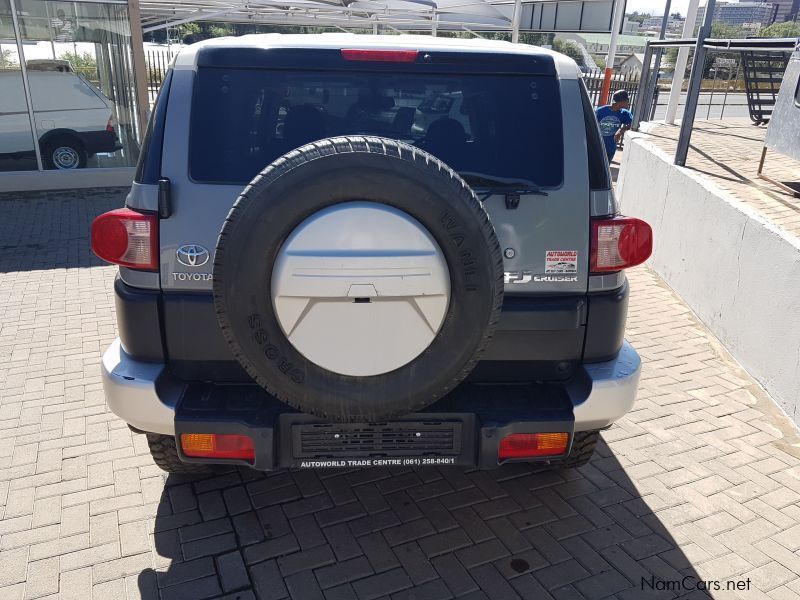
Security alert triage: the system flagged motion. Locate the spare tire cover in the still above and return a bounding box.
[213,136,503,422]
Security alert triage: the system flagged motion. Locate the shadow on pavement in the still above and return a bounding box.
[139,436,710,600]
[0,187,127,273]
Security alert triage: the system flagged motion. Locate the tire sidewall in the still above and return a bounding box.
[214,141,501,421]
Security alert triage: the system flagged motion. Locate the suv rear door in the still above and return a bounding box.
[161,46,589,296]
[157,44,592,377]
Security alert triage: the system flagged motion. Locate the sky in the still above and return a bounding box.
[625,0,699,17]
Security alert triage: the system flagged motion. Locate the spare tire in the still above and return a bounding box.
[213,136,503,422]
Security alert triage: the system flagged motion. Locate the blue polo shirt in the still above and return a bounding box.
[595,105,633,160]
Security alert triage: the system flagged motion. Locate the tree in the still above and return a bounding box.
[552,39,584,65]
[670,12,683,19]
[208,25,234,38]
[758,21,800,38]
[626,12,648,24]
[58,51,96,71]
[0,48,17,68]
[706,22,748,39]
[176,22,201,44]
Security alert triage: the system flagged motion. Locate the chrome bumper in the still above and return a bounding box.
[101,338,641,436]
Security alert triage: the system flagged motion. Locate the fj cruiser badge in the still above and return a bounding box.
[505,270,578,284]
[176,244,210,267]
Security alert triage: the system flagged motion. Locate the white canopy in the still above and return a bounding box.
[138,0,622,38]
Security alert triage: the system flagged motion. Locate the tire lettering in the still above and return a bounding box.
[440,211,478,292]
[246,313,305,385]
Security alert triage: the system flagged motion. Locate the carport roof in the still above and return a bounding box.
[139,0,520,33]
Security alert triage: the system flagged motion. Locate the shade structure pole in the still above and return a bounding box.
[665,0,700,124]
[600,0,627,104]
[631,41,654,130]
[675,0,716,166]
[128,0,151,136]
[641,0,672,121]
[431,13,438,36]
[511,0,522,43]
[9,0,44,170]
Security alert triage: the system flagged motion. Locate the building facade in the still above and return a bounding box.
[695,2,779,27]
[770,0,799,21]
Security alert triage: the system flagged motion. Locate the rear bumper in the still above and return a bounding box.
[75,130,121,155]
[101,338,641,466]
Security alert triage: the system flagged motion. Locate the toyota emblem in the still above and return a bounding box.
[176,244,210,267]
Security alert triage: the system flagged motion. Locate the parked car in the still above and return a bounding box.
[92,34,652,473]
[0,60,121,169]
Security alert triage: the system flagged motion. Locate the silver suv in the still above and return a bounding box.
[92,34,652,473]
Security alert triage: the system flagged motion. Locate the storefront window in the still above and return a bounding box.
[1,0,140,171]
[0,0,38,171]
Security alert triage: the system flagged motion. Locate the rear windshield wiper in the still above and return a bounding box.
[458,172,549,196]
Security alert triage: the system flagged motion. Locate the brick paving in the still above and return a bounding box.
[639,119,800,239]
[1,188,800,600]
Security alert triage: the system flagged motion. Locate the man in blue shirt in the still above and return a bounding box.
[595,90,633,162]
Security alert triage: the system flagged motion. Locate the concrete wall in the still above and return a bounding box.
[617,134,800,427]
[0,167,134,193]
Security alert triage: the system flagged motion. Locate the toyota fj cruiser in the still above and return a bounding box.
[92,34,652,473]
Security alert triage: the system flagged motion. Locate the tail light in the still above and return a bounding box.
[181,433,255,461]
[498,432,570,461]
[341,49,419,63]
[590,216,652,273]
[106,117,114,134]
[91,208,158,270]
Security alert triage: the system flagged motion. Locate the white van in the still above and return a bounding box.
[0,61,121,169]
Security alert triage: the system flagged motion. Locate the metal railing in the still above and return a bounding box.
[146,49,175,104]
[582,68,640,107]
[632,35,798,166]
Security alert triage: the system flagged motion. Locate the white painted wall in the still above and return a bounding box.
[617,134,800,427]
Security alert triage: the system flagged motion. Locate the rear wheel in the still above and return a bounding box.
[559,430,599,469]
[43,137,87,170]
[146,434,213,474]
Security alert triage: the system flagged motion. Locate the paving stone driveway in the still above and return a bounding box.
[1,188,800,600]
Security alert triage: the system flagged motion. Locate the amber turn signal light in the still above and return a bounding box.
[180,433,255,461]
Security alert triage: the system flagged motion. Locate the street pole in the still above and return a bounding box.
[665,0,700,124]
[128,0,151,138]
[675,0,716,166]
[643,0,672,121]
[600,0,627,105]
[511,0,523,43]
[9,0,44,171]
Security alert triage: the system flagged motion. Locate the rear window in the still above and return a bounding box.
[579,79,611,190]
[189,67,563,187]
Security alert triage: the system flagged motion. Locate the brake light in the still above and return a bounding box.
[91,208,158,270]
[106,117,114,133]
[341,49,419,63]
[498,433,570,461]
[590,216,652,273]
[181,433,255,461]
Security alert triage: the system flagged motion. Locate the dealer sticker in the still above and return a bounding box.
[298,457,456,468]
[545,250,578,274]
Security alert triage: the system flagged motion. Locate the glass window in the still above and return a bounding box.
[13,0,140,170]
[579,79,611,190]
[190,67,564,188]
[0,0,38,171]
